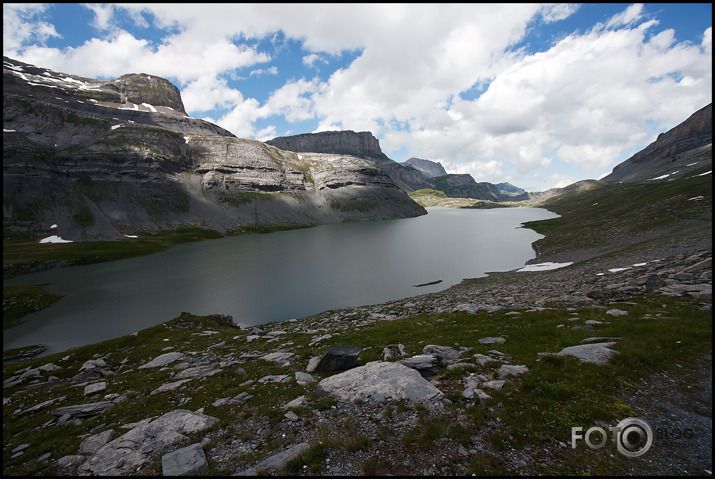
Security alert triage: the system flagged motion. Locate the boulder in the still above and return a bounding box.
[306,345,362,372]
[317,361,444,404]
[557,342,619,365]
[422,345,460,361]
[401,354,440,377]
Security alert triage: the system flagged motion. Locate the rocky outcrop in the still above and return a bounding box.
[601,103,712,183]
[267,130,430,192]
[3,57,426,241]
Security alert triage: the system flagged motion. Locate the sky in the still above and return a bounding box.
[3,3,712,192]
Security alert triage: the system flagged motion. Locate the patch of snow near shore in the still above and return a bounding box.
[40,235,73,243]
[517,262,573,272]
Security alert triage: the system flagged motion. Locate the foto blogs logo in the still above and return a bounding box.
[571,417,653,457]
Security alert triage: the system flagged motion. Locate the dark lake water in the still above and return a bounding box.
[3,207,558,356]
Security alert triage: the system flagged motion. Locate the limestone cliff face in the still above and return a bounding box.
[267,131,429,192]
[403,157,448,179]
[2,57,426,241]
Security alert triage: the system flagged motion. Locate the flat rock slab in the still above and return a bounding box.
[53,401,114,418]
[162,443,208,476]
[557,342,619,365]
[139,352,184,369]
[422,345,460,361]
[317,361,444,404]
[236,442,310,476]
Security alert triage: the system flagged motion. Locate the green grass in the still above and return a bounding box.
[524,174,712,257]
[3,284,64,329]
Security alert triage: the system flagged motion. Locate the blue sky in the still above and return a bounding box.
[3,3,712,191]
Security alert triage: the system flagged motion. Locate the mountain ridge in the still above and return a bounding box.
[2,57,426,242]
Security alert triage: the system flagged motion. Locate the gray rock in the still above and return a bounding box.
[260,351,295,364]
[79,409,217,476]
[401,354,440,377]
[556,342,619,365]
[478,337,506,345]
[473,354,494,366]
[138,352,184,369]
[83,382,107,396]
[80,359,106,371]
[53,401,114,418]
[295,371,317,385]
[481,380,506,390]
[422,345,460,361]
[317,361,444,404]
[497,364,529,378]
[150,379,193,396]
[606,309,628,317]
[236,442,310,476]
[173,365,221,380]
[78,430,115,455]
[228,392,253,404]
[306,345,362,372]
[161,443,208,476]
[258,374,291,383]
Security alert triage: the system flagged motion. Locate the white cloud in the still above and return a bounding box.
[605,3,644,29]
[2,3,61,54]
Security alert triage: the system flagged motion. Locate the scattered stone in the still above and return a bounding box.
[283,395,305,410]
[473,354,494,366]
[149,379,193,396]
[80,359,106,371]
[401,354,440,377]
[478,337,506,345]
[38,362,62,372]
[161,443,208,476]
[228,392,253,404]
[83,382,107,396]
[53,401,114,419]
[284,411,299,422]
[78,430,115,455]
[497,365,529,378]
[173,366,221,380]
[258,374,291,383]
[306,345,362,372]
[138,352,184,369]
[295,371,317,386]
[422,345,460,361]
[236,443,310,476]
[606,309,628,317]
[260,352,295,365]
[481,380,506,390]
[556,342,619,365]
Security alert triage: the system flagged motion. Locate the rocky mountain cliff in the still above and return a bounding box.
[267,131,429,192]
[402,157,448,178]
[601,103,712,183]
[267,133,529,201]
[2,57,426,241]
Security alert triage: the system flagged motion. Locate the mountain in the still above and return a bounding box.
[601,103,712,183]
[267,131,429,192]
[2,57,426,241]
[402,157,447,178]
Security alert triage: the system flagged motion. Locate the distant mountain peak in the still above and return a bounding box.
[402,158,448,178]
